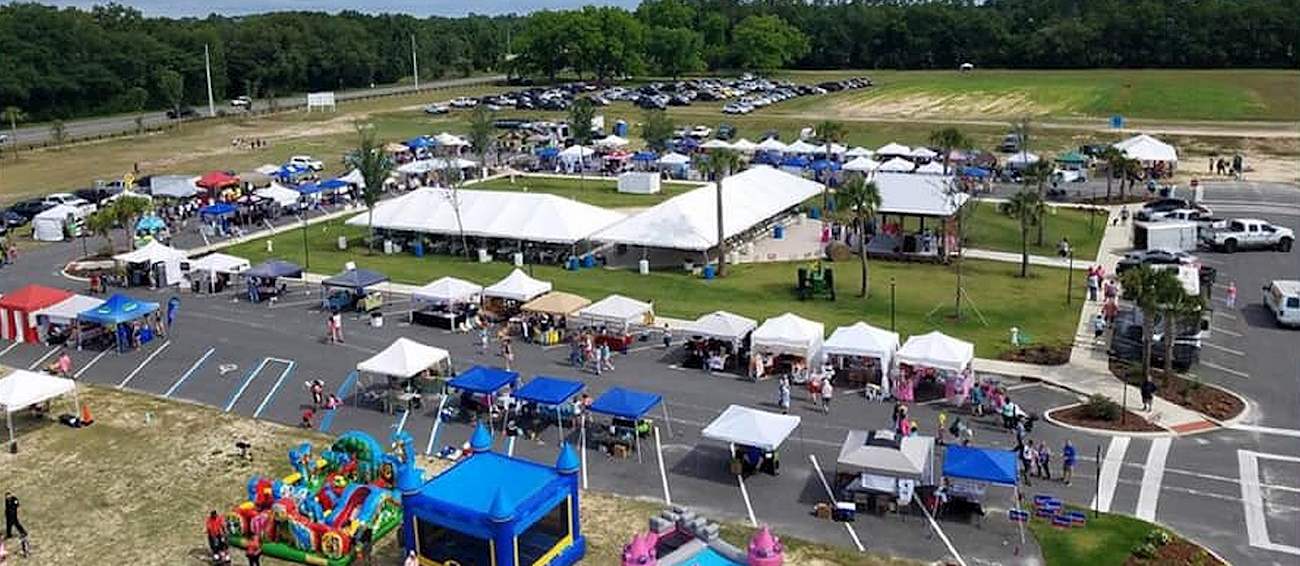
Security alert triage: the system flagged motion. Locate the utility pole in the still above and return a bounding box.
[410,34,420,90]
[204,44,216,117]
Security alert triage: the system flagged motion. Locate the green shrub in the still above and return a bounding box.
[1132,542,1159,559]
[1083,394,1122,421]
[1146,528,1172,546]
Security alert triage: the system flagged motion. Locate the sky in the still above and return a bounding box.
[14,1,640,17]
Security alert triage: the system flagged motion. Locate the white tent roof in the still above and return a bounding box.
[874,173,968,217]
[876,142,912,156]
[254,182,302,207]
[412,276,482,305]
[845,146,874,157]
[254,164,280,175]
[114,240,186,265]
[356,337,450,378]
[784,139,819,154]
[817,143,847,155]
[657,151,691,166]
[843,156,881,172]
[576,294,653,326]
[729,138,758,152]
[595,167,823,251]
[702,405,801,452]
[751,312,824,360]
[435,132,470,147]
[149,175,201,198]
[33,295,104,324]
[915,161,946,175]
[34,204,83,221]
[559,145,596,161]
[689,311,758,342]
[0,370,76,414]
[396,157,480,174]
[1006,151,1040,165]
[700,139,733,150]
[595,135,629,148]
[909,147,938,159]
[484,269,552,302]
[824,322,900,368]
[896,331,974,372]
[190,253,251,274]
[877,157,916,172]
[347,188,625,244]
[1115,134,1178,163]
[756,138,787,152]
[340,168,368,188]
[836,429,934,481]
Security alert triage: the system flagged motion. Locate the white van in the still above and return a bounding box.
[1263,280,1300,327]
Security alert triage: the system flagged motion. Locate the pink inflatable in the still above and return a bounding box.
[747,526,784,566]
[622,532,658,566]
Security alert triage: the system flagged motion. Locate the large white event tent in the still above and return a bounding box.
[689,311,758,345]
[876,142,912,157]
[784,139,819,154]
[702,404,801,452]
[915,161,947,175]
[254,182,302,207]
[877,157,917,173]
[575,294,654,328]
[895,331,974,372]
[729,138,758,153]
[412,276,482,306]
[843,156,881,173]
[845,146,873,158]
[699,139,733,150]
[348,188,625,244]
[32,205,85,242]
[0,369,78,445]
[909,147,939,160]
[594,167,823,251]
[113,240,187,286]
[356,337,451,378]
[755,138,788,152]
[484,269,552,302]
[824,322,900,371]
[1005,151,1040,169]
[595,135,629,148]
[1114,134,1178,166]
[657,152,692,167]
[751,312,824,363]
[395,157,480,175]
[873,173,969,217]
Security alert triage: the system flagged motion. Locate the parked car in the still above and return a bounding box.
[1263,280,1300,327]
[1,209,27,228]
[230,96,252,109]
[1116,249,1199,274]
[449,97,478,108]
[288,155,324,171]
[41,193,96,214]
[1201,218,1294,253]
[8,199,54,221]
[1136,198,1211,221]
[166,106,198,120]
[715,124,736,140]
[689,126,712,139]
[423,103,450,115]
[999,132,1023,153]
[1109,307,1203,372]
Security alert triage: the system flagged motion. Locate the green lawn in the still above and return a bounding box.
[1028,511,1151,566]
[228,219,1084,357]
[966,203,1107,260]
[466,175,701,208]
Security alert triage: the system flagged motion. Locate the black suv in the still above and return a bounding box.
[1109,308,1203,372]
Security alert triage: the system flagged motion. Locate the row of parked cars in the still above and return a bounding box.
[2,186,120,234]
[722,76,872,115]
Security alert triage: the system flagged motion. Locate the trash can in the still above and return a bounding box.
[513,252,524,267]
[566,256,580,271]
[413,241,424,257]
[702,265,716,279]
[582,254,596,268]
[809,207,821,220]
[773,225,785,240]
[477,248,491,263]
[614,120,629,137]
[337,236,348,250]
[638,259,649,275]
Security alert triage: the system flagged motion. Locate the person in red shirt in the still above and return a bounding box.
[205,510,228,563]
[245,535,262,566]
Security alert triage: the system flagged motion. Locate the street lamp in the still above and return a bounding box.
[1066,249,1074,305]
[301,215,310,270]
[890,277,896,332]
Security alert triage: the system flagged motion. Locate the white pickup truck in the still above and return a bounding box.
[1201,218,1294,253]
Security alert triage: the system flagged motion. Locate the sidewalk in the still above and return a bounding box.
[964,248,1089,270]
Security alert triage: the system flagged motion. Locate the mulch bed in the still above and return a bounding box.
[1052,405,1166,432]
[999,344,1071,365]
[1112,364,1245,421]
[1125,536,1226,565]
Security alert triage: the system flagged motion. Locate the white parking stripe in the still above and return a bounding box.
[1231,424,1300,439]
[1201,360,1250,379]
[26,345,60,370]
[0,342,20,358]
[1212,327,1243,338]
[736,473,758,527]
[1092,436,1130,513]
[1239,450,1300,556]
[1203,342,1245,356]
[73,349,110,379]
[117,341,171,388]
[1136,438,1171,521]
[809,454,865,552]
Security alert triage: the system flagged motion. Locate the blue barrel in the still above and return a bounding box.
[773,225,785,239]
[566,256,579,271]
[809,207,821,220]
[614,120,629,137]
[412,241,424,257]
[702,265,716,279]
[827,196,837,211]
[582,254,596,268]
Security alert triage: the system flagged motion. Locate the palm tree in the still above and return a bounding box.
[1160,285,1204,377]
[998,190,1045,278]
[352,122,394,253]
[815,120,847,208]
[467,105,495,168]
[1022,159,1054,246]
[833,176,882,297]
[1119,265,1185,383]
[928,127,972,175]
[85,205,119,254]
[1117,155,1142,201]
[1098,146,1124,202]
[700,149,741,277]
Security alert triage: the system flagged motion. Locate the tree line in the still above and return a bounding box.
[2,0,1296,122]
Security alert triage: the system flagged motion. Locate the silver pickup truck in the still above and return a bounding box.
[1200,218,1294,253]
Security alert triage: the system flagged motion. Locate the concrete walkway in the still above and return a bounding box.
[964,248,1089,270]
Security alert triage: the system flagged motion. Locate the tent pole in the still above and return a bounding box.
[6,411,13,450]
[635,430,642,464]
[661,403,673,438]
[556,405,563,445]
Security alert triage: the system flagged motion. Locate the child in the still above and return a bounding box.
[300,408,315,429]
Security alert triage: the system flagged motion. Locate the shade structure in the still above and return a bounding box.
[1005,151,1040,169]
[189,253,250,275]
[113,240,187,286]
[484,269,551,302]
[836,429,934,483]
[317,178,349,191]
[874,173,967,217]
[357,337,450,378]
[448,365,519,395]
[729,138,758,153]
[77,293,159,326]
[434,132,469,147]
[1115,134,1177,163]
[844,146,873,157]
[823,322,900,369]
[589,387,662,420]
[575,295,653,327]
[33,294,104,326]
[942,445,1019,486]
[877,157,917,173]
[558,145,595,163]
[149,175,201,198]
[199,203,237,217]
[0,285,74,342]
[915,161,946,175]
[595,167,823,251]
[514,376,584,406]
[594,134,629,148]
[896,331,974,372]
[784,139,819,154]
[0,370,76,414]
[395,157,480,174]
[32,205,84,242]
[1055,150,1088,165]
[347,188,625,245]
[699,139,733,150]
[755,138,787,152]
[909,147,938,160]
[842,156,881,172]
[701,405,801,452]
[875,142,912,157]
[406,136,433,149]
[751,313,824,361]
[816,142,847,155]
[521,292,590,316]
[412,277,482,306]
[135,215,166,233]
[631,150,658,162]
[656,152,691,166]
[254,183,301,207]
[688,311,757,343]
[322,268,388,290]
[245,260,302,280]
[339,169,367,188]
[197,171,239,189]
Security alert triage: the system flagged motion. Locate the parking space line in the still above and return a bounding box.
[252,359,296,419]
[1201,361,1250,379]
[1093,436,1130,513]
[165,348,215,397]
[1231,424,1300,439]
[1238,450,1300,556]
[319,370,358,433]
[393,408,410,434]
[424,396,448,455]
[1203,342,1245,356]
[1212,327,1242,338]
[117,341,172,388]
[27,345,60,370]
[809,454,865,552]
[654,426,673,506]
[73,349,110,379]
[0,342,20,358]
[225,358,272,411]
[1136,438,1171,521]
[736,472,758,527]
[1213,310,1237,320]
[507,436,516,457]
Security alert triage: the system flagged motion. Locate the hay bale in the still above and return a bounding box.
[825,241,855,262]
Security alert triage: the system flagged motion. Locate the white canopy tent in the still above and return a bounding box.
[484,269,552,302]
[689,311,758,344]
[113,240,187,286]
[594,135,629,148]
[837,429,935,484]
[595,167,823,251]
[188,253,251,288]
[32,204,85,242]
[657,152,691,166]
[755,138,787,152]
[909,147,939,160]
[915,161,946,175]
[149,175,201,199]
[751,312,824,362]
[845,146,874,158]
[347,188,625,244]
[412,276,482,306]
[817,142,847,155]
[34,294,104,326]
[874,173,968,217]
[434,132,470,147]
[254,164,280,176]
[896,331,974,372]
[1115,134,1178,165]
[843,156,881,172]
[339,168,368,188]
[575,294,654,328]
[877,157,917,173]
[559,145,596,166]
[876,142,912,157]
[729,138,758,153]
[699,139,733,150]
[395,157,480,175]
[356,337,451,378]
[1005,151,1040,169]
[784,139,819,154]
[702,404,801,452]
[254,182,302,207]
[0,369,79,446]
[824,322,900,369]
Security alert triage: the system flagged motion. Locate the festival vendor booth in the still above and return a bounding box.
[588,387,672,462]
[894,331,974,404]
[356,337,453,414]
[836,429,935,514]
[511,376,585,443]
[446,365,520,424]
[574,295,654,351]
[0,369,79,450]
[409,277,482,330]
[875,143,912,159]
[941,445,1022,522]
[76,293,162,352]
[31,204,86,242]
[253,182,302,212]
[0,285,74,343]
[749,313,824,382]
[243,260,302,303]
[877,157,916,173]
[32,294,103,346]
[321,267,388,314]
[823,322,900,395]
[133,215,169,246]
[656,152,692,179]
[186,253,250,294]
[701,404,801,477]
[113,240,187,288]
[483,269,551,320]
[558,145,596,173]
[199,202,238,236]
[147,175,201,199]
[843,156,881,174]
[519,292,590,345]
[1115,134,1178,177]
[684,311,757,373]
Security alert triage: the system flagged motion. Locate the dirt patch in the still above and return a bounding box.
[1112,365,1245,421]
[1050,404,1166,432]
[998,344,1071,365]
[833,91,1050,119]
[1125,534,1226,566]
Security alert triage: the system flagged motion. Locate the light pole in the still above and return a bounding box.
[301,215,310,270]
[890,277,896,332]
[1066,250,1074,305]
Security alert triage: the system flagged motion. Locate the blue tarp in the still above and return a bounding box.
[78,293,159,326]
[199,203,236,217]
[514,376,584,406]
[135,215,166,232]
[296,182,324,195]
[318,178,349,190]
[942,445,1019,486]
[535,146,560,158]
[277,164,311,179]
[810,159,840,172]
[245,260,302,279]
[448,366,519,395]
[321,268,388,290]
[590,387,662,420]
[406,137,433,149]
[781,156,810,168]
[631,151,658,162]
[960,166,991,179]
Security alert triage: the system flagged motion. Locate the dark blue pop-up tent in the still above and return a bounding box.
[321,268,388,290]
[448,365,519,395]
[317,178,349,191]
[406,136,433,149]
[513,376,585,442]
[199,203,236,218]
[77,293,161,352]
[631,151,658,162]
[810,159,840,172]
[295,182,324,195]
[942,445,1018,485]
[781,155,810,169]
[535,146,560,159]
[960,166,991,179]
[589,386,672,462]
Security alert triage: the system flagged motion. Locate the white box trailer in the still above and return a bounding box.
[617,171,661,194]
[1133,220,1198,252]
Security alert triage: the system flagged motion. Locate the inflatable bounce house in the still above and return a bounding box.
[622,506,784,566]
[401,423,585,566]
[219,430,423,565]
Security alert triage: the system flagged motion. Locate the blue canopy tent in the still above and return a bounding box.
[322,268,388,290]
[295,182,325,195]
[199,203,236,218]
[673,138,699,153]
[780,155,810,169]
[317,178,350,192]
[588,386,672,463]
[942,445,1025,546]
[135,215,166,234]
[277,164,311,182]
[244,260,302,303]
[448,366,521,425]
[535,146,560,159]
[751,151,781,165]
[631,151,658,162]
[960,166,991,179]
[406,136,433,150]
[513,376,585,443]
[320,268,389,312]
[77,293,161,352]
[810,159,841,173]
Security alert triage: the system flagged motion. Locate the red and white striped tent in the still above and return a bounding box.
[0,285,73,343]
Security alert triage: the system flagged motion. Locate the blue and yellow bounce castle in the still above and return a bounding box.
[401,423,585,566]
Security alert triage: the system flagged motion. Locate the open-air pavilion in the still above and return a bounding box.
[866,173,969,263]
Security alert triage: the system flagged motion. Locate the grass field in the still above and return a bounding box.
[228,219,1083,357]
[965,203,1106,260]
[467,174,701,208]
[0,384,904,565]
[1027,507,1222,566]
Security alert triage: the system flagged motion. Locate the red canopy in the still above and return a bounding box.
[197,171,240,189]
[0,284,73,311]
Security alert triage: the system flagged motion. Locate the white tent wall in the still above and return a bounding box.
[113,241,187,286]
[32,205,85,242]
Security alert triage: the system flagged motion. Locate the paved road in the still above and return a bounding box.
[2,75,504,147]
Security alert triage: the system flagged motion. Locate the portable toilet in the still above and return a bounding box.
[614,120,629,138]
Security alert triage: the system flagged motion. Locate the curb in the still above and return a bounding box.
[1042,403,1177,438]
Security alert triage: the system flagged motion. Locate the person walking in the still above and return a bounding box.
[1061,439,1077,485]
[308,379,325,409]
[1019,442,1035,486]
[819,378,833,414]
[54,350,72,378]
[245,534,262,566]
[1087,269,1100,301]
[331,312,344,343]
[501,338,514,371]
[777,379,791,415]
[1140,379,1157,412]
[478,326,490,355]
[661,324,672,349]
[206,510,228,564]
[325,315,336,344]
[1037,440,1052,480]
[3,493,25,541]
[1092,313,1107,344]
[600,343,614,372]
[1001,397,1018,429]
[1226,281,1238,309]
